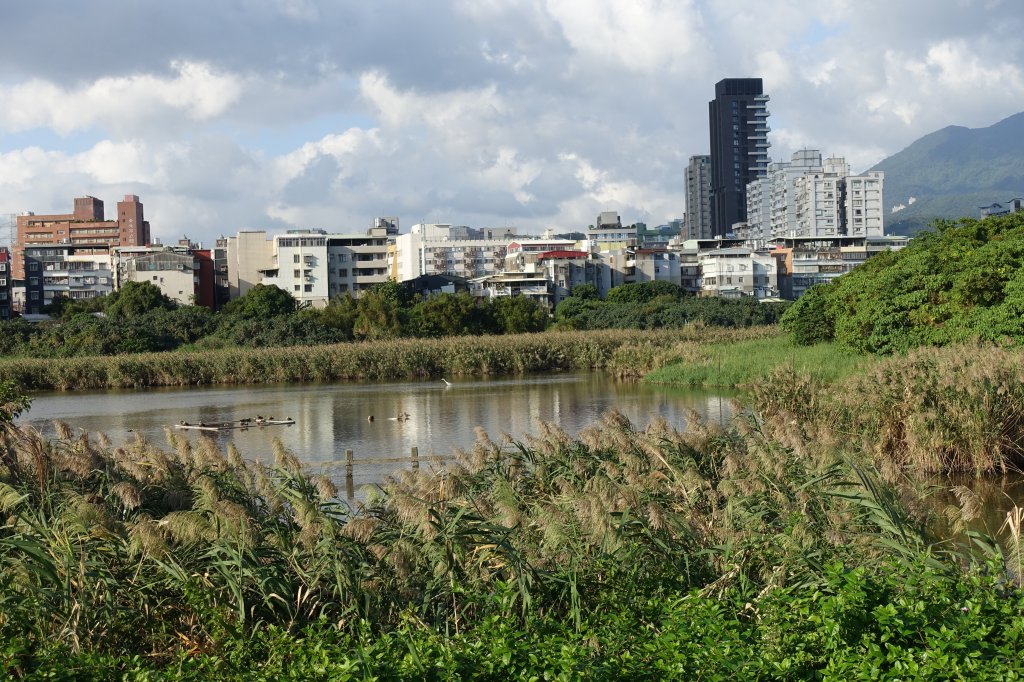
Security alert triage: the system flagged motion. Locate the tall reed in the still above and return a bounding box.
[1,327,779,391]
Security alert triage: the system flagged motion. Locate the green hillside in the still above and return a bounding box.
[872,112,1024,234]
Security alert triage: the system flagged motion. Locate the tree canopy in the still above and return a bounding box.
[781,211,1024,353]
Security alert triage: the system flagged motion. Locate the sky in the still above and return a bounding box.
[1,0,1022,247]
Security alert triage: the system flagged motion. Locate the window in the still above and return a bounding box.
[293,285,300,292]
[338,268,348,277]
[293,269,300,278]
[304,284,312,292]
[293,254,300,263]
[29,262,39,271]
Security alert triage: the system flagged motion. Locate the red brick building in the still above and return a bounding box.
[13,194,150,279]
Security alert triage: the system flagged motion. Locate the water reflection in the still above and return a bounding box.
[21,373,736,490]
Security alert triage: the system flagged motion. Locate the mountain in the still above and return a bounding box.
[869,112,1024,234]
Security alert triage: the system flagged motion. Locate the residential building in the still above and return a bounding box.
[685,155,713,240]
[538,250,602,307]
[256,228,390,306]
[22,243,114,314]
[709,78,770,236]
[587,212,636,250]
[394,223,518,283]
[224,230,275,299]
[0,248,11,319]
[843,172,885,236]
[773,235,909,299]
[633,249,681,287]
[114,240,216,308]
[749,150,885,239]
[698,248,777,299]
[14,195,150,279]
[980,198,1024,217]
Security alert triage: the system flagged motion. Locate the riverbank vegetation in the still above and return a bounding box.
[554,281,789,330]
[781,211,1024,353]
[0,279,785,361]
[2,381,1022,678]
[0,327,780,391]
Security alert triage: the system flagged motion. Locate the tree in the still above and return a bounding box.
[492,295,549,334]
[570,284,600,300]
[606,281,684,304]
[222,284,296,320]
[353,281,412,340]
[106,281,177,319]
[780,284,836,345]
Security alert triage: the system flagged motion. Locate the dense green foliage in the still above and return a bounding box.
[2,374,1023,678]
[556,281,789,330]
[782,211,1024,353]
[0,281,551,358]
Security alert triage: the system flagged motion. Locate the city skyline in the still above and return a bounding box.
[1,1,1022,247]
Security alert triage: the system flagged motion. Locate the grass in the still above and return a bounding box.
[643,335,874,388]
[0,326,780,392]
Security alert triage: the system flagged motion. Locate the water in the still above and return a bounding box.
[20,373,736,491]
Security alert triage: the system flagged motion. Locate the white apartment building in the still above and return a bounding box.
[749,150,884,240]
[844,173,884,236]
[394,223,518,283]
[699,248,777,299]
[235,228,389,307]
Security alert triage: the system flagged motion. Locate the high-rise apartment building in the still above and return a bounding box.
[747,150,885,239]
[708,78,770,237]
[13,195,150,279]
[685,155,713,240]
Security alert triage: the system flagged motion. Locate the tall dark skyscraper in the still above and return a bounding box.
[708,78,770,237]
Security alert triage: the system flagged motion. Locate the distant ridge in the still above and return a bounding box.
[870,111,1024,234]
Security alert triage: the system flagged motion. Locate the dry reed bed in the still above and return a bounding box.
[750,343,1024,477]
[0,326,780,391]
[1,404,975,660]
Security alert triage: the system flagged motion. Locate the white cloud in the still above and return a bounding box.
[0,61,243,136]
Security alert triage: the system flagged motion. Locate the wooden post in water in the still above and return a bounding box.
[345,449,354,488]
[411,446,419,471]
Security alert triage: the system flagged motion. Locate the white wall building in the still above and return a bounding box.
[116,247,199,306]
[225,231,275,299]
[698,248,777,299]
[394,223,518,283]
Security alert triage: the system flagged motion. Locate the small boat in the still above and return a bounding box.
[175,418,296,432]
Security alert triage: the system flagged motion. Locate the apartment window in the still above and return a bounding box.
[293,269,300,278]
[304,284,312,293]
[29,262,39,271]
[294,285,300,292]
[338,268,347,277]
[293,254,300,263]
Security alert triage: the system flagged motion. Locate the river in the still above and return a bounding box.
[20,372,736,493]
